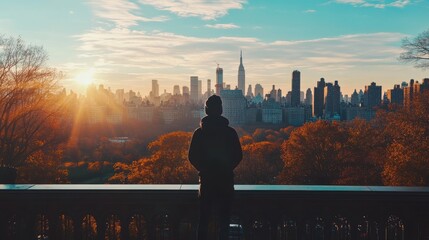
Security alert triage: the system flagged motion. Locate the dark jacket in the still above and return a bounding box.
[189,115,242,198]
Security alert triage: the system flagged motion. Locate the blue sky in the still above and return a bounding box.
[1,0,428,95]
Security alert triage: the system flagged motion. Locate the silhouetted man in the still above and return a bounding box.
[189,95,242,240]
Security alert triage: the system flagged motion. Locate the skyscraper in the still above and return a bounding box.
[198,80,202,101]
[364,82,382,109]
[207,79,211,96]
[313,78,326,118]
[220,89,246,125]
[324,80,341,117]
[190,76,199,103]
[254,84,264,97]
[305,88,312,106]
[351,89,359,106]
[151,79,159,97]
[386,84,403,105]
[291,70,301,107]
[238,50,245,94]
[173,85,180,95]
[216,65,223,95]
[246,84,253,98]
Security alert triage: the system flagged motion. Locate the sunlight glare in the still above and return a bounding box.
[75,68,95,86]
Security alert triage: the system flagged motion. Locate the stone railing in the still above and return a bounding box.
[1,184,429,240]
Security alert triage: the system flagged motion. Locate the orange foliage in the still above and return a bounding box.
[109,131,198,184]
[235,141,282,184]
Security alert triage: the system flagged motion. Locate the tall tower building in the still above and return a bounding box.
[246,84,253,98]
[351,89,359,106]
[313,78,326,118]
[305,88,312,106]
[404,79,414,108]
[364,82,382,109]
[324,80,341,117]
[216,65,223,95]
[238,50,245,94]
[190,76,199,103]
[173,85,180,95]
[254,84,264,97]
[151,79,159,97]
[198,80,202,101]
[387,84,403,105]
[207,79,211,96]
[182,86,189,96]
[291,70,301,107]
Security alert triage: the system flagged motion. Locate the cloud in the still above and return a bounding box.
[334,0,411,8]
[139,0,246,20]
[75,28,406,82]
[86,0,168,28]
[304,9,317,13]
[205,23,240,29]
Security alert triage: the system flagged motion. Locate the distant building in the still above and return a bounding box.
[237,50,245,94]
[351,89,359,106]
[269,85,277,100]
[403,79,415,108]
[245,107,258,124]
[220,89,246,125]
[190,76,199,103]
[291,70,301,107]
[364,82,382,109]
[216,65,223,95]
[254,84,264,98]
[246,84,253,98]
[206,79,211,97]
[324,80,340,118]
[346,106,376,121]
[277,88,282,102]
[284,107,305,126]
[305,88,312,106]
[313,78,326,118]
[198,79,202,101]
[173,85,180,95]
[262,98,282,124]
[386,84,404,105]
[151,79,159,98]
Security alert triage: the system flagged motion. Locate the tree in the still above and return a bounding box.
[279,121,347,184]
[0,35,65,168]
[235,141,282,184]
[382,91,429,185]
[109,131,198,183]
[400,29,429,69]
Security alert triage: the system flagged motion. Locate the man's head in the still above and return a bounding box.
[205,95,222,116]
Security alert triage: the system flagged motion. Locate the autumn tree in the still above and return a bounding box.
[337,119,385,185]
[0,36,66,169]
[382,91,429,185]
[17,146,68,183]
[235,141,282,184]
[109,131,198,184]
[400,29,429,69]
[279,121,348,184]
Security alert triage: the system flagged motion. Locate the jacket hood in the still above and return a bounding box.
[200,115,229,129]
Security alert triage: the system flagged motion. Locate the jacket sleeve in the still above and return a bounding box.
[188,129,203,172]
[231,130,242,170]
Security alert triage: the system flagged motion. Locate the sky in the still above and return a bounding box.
[1,0,428,96]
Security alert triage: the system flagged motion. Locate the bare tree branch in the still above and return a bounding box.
[399,29,429,69]
[0,35,64,167]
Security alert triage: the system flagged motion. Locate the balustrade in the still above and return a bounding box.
[1,185,429,240]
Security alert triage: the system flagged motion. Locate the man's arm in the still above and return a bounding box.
[188,129,203,171]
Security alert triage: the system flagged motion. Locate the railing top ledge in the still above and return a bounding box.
[1,184,429,193]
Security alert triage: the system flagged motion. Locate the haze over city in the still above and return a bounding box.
[1,0,428,95]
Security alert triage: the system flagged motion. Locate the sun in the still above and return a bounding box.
[75,68,95,86]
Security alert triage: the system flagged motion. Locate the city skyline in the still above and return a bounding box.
[1,0,428,95]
